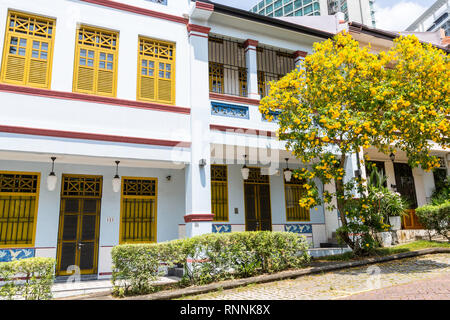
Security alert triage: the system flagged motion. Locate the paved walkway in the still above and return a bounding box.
[180,253,450,300]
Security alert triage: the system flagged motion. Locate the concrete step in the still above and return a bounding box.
[167,267,184,278]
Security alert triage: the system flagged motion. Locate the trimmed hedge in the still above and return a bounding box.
[111,231,310,296]
[416,200,450,241]
[0,257,56,300]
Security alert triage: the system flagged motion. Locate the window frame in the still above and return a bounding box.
[72,25,119,97]
[119,176,158,244]
[211,164,229,222]
[283,171,310,222]
[137,36,176,105]
[0,171,41,248]
[0,10,55,89]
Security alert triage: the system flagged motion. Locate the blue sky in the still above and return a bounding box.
[212,0,437,31]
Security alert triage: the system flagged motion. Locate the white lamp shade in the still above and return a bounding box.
[47,174,57,191]
[241,167,250,180]
[284,170,292,182]
[112,177,121,193]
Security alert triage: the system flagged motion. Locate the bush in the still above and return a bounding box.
[0,257,56,300]
[416,201,450,241]
[111,231,310,296]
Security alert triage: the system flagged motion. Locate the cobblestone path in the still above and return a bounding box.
[181,253,450,300]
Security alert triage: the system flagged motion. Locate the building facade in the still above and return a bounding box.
[250,0,376,27]
[0,0,349,278]
[0,0,447,280]
[406,0,450,36]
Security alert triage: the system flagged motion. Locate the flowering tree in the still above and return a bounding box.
[259,32,449,255]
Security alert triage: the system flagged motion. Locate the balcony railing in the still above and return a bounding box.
[209,36,247,97]
[257,46,295,97]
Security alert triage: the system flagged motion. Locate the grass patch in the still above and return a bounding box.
[314,240,449,262]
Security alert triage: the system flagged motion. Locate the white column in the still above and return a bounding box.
[184,24,213,238]
[294,50,307,70]
[412,167,426,207]
[244,39,260,100]
[384,160,396,191]
[324,181,339,241]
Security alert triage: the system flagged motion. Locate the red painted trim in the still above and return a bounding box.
[210,124,276,138]
[0,124,191,148]
[196,1,214,11]
[244,39,259,48]
[79,0,189,25]
[99,272,113,276]
[209,92,260,106]
[0,83,190,115]
[187,24,211,35]
[184,214,214,223]
[294,50,308,58]
[189,33,209,39]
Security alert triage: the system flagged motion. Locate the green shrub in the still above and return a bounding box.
[111,231,310,296]
[0,257,56,300]
[416,200,450,241]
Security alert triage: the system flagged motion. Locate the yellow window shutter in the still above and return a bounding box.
[77,66,95,92]
[1,12,55,88]
[97,69,114,95]
[5,55,26,83]
[140,76,155,100]
[157,78,171,102]
[28,59,48,86]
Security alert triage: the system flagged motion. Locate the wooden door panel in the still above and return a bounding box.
[57,175,102,275]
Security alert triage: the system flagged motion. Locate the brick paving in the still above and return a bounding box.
[180,253,450,300]
[339,273,450,300]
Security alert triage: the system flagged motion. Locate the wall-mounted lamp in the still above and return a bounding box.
[47,157,57,191]
[199,159,207,167]
[166,175,172,181]
[241,155,249,180]
[112,161,121,193]
[389,152,395,162]
[284,158,292,182]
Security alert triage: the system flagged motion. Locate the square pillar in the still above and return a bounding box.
[244,39,260,100]
[294,50,308,70]
[184,24,214,236]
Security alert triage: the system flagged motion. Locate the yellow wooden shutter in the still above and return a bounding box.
[5,54,26,83]
[74,27,118,96]
[1,12,54,88]
[137,37,175,104]
[77,65,95,92]
[158,78,171,102]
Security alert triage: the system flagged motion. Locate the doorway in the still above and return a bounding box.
[56,175,102,275]
[244,168,272,231]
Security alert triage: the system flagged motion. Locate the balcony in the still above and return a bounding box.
[208,36,248,97]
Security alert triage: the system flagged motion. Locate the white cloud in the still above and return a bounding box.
[374,1,427,31]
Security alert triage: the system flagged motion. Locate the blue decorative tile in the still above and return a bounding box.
[211,102,249,119]
[0,248,35,262]
[262,111,280,122]
[284,224,312,234]
[212,224,232,233]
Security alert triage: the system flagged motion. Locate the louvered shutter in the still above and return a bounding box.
[4,36,26,83]
[97,69,114,95]
[77,65,95,92]
[140,76,155,100]
[157,78,171,102]
[28,59,48,86]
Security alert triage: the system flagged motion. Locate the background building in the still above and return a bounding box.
[406,0,450,36]
[250,0,376,27]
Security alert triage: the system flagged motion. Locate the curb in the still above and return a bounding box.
[74,247,450,300]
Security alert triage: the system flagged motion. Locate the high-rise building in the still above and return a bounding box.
[406,0,449,36]
[250,0,376,27]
